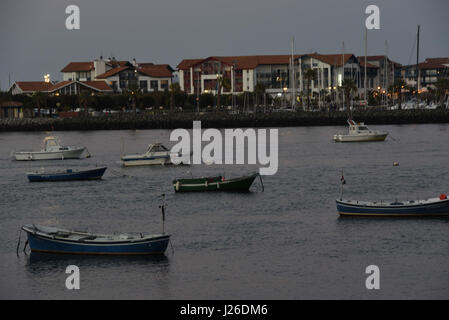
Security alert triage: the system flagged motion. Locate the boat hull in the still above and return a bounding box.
[121,156,172,167]
[27,167,107,182]
[23,230,170,255]
[14,148,85,160]
[333,133,388,142]
[336,198,449,217]
[173,174,258,192]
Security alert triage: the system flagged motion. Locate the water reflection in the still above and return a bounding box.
[26,252,170,276]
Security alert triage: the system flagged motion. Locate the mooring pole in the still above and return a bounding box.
[159,193,166,235]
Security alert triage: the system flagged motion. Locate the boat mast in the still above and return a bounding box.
[364,28,367,105]
[341,41,345,112]
[159,194,166,235]
[291,36,295,110]
[416,25,420,105]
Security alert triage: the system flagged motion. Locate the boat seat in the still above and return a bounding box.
[78,235,97,241]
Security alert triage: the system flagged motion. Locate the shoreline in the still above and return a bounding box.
[1,109,449,132]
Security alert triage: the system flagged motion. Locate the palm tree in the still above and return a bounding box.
[169,83,181,112]
[216,76,231,111]
[341,79,357,118]
[435,78,449,108]
[391,79,406,110]
[254,82,266,110]
[32,91,47,118]
[304,69,316,111]
[125,83,142,116]
[78,91,91,116]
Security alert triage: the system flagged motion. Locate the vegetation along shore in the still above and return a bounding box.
[2,108,449,132]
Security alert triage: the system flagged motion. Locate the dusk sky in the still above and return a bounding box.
[0,0,448,90]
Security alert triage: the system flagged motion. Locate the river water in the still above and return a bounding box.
[0,124,448,299]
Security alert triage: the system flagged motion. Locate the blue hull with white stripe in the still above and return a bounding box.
[22,225,170,255]
[27,167,107,182]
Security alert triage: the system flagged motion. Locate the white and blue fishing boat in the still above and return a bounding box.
[336,194,449,217]
[27,167,107,182]
[19,195,171,255]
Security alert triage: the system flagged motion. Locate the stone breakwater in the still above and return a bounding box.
[1,109,449,132]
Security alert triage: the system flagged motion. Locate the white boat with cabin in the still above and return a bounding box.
[333,120,388,142]
[13,136,86,161]
[121,143,173,167]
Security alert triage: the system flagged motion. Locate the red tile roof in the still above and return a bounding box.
[107,60,130,68]
[358,60,379,68]
[95,66,130,79]
[424,57,449,64]
[80,81,113,91]
[14,81,54,92]
[177,55,304,70]
[48,80,112,92]
[307,53,355,66]
[0,101,24,107]
[61,62,95,72]
[50,81,72,91]
[138,64,173,77]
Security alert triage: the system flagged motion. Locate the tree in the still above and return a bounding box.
[254,82,266,110]
[435,78,449,108]
[391,79,406,110]
[78,91,91,116]
[341,78,357,118]
[32,91,46,118]
[124,83,142,116]
[216,76,231,111]
[169,82,182,112]
[304,69,316,111]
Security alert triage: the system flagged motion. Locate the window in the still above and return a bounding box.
[150,80,158,90]
[140,80,148,91]
[161,80,169,91]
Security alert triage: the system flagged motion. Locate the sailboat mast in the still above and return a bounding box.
[416,25,420,98]
[291,36,295,109]
[364,28,367,104]
[342,41,345,109]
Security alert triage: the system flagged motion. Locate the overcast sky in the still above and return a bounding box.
[0,0,448,90]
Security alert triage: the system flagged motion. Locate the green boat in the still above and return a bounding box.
[173,173,262,192]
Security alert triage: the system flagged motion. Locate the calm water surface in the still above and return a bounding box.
[1,124,448,299]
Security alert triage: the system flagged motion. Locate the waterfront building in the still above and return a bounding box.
[177,55,302,97]
[401,57,449,90]
[96,61,173,93]
[178,53,369,99]
[297,53,361,94]
[0,101,32,118]
[357,55,401,91]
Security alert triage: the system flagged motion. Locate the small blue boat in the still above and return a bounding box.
[336,194,449,217]
[27,167,107,182]
[21,224,170,255]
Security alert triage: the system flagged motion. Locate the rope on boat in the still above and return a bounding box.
[169,239,175,255]
[16,228,22,256]
[258,173,265,192]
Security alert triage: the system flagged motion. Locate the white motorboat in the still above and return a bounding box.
[121,143,173,167]
[13,136,86,161]
[333,120,388,142]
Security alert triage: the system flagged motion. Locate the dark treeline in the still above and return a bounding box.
[3,109,449,132]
